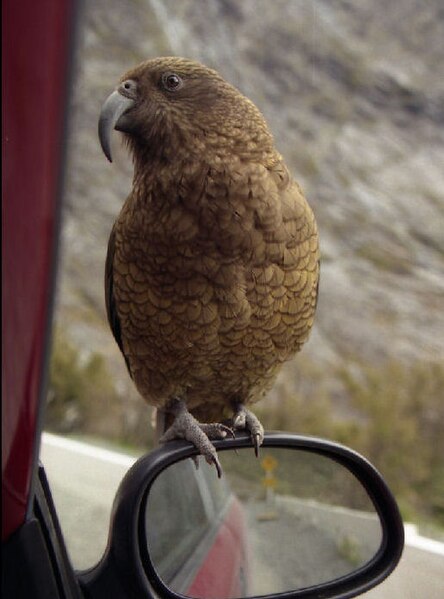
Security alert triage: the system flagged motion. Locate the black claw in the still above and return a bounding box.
[253,434,261,458]
[224,425,236,440]
[212,455,223,479]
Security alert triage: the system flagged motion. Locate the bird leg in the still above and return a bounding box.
[159,397,233,478]
[232,403,265,457]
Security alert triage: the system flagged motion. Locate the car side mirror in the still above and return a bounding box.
[80,433,404,599]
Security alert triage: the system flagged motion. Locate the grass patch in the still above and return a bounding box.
[47,330,444,532]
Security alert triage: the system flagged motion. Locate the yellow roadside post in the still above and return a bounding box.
[257,454,279,521]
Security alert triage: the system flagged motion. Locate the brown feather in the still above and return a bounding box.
[104,225,132,376]
[104,57,320,422]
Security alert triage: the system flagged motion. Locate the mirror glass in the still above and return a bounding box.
[143,448,382,598]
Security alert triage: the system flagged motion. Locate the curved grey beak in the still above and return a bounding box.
[98,91,135,162]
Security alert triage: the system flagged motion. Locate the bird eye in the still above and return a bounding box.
[161,72,183,92]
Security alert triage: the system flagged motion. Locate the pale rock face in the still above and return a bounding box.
[58,0,444,396]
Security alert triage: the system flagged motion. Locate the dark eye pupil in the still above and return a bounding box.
[163,72,182,91]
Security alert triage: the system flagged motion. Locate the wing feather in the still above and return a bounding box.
[105,226,132,376]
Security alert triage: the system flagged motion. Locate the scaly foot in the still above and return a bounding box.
[159,398,233,478]
[232,403,265,457]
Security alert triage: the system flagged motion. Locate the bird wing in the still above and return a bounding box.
[105,225,132,376]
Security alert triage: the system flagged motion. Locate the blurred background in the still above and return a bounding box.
[46,0,444,537]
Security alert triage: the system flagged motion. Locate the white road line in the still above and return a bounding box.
[404,524,444,556]
[41,433,444,557]
[42,432,137,469]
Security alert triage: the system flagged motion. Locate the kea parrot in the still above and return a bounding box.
[98,57,320,476]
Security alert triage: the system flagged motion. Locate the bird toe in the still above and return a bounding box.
[232,403,264,456]
[159,399,224,477]
[200,422,235,440]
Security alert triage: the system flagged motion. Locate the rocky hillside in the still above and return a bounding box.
[55,0,444,410]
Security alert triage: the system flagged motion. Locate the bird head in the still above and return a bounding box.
[98,57,274,165]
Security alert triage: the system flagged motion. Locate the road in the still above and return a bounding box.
[40,433,136,569]
[40,433,444,597]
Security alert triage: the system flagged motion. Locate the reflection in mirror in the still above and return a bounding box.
[144,448,382,599]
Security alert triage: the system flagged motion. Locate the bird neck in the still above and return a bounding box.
[132,153,201,187]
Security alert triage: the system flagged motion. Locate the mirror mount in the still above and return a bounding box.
[79,432,404,599]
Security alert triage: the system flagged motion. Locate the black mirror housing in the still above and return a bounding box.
[79,432,404,599]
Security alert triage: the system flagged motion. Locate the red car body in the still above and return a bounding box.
[2,3,249,595]
[187,499,250,597]
[2,0,75,542]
